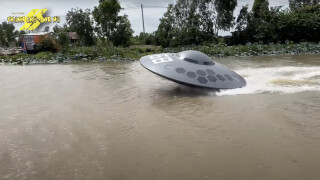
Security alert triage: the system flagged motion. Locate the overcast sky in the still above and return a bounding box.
[0,0,289,35]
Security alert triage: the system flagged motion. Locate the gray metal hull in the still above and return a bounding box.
[140,51,246,89]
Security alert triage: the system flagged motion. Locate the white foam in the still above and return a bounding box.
[217,66,320,96]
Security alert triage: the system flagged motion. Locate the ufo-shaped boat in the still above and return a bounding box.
[140,50,246,89]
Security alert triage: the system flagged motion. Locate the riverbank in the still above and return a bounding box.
[1,42,320,65]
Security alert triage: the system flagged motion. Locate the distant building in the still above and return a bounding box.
[22,32,50,53]
[68,32,77,44]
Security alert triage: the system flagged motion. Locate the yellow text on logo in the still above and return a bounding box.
[7,9,61,30]
[20,9,47,30]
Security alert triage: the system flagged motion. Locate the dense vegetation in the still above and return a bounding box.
[155,0,237,47]
[153,0,320,47]
[2,42,320,65]
[0,22,25,47]
[229,1,320,45]
[49,0,133,48]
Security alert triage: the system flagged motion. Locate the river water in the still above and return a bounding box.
[0,55,320,180]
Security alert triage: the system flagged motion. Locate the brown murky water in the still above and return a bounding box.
[1,55,320,180]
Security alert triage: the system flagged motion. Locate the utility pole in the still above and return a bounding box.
[141,4,145,33]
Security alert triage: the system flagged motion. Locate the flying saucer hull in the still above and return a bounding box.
[140,52,246,89]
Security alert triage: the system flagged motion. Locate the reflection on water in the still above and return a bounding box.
[1,55,320,180]
[154,86,217,97]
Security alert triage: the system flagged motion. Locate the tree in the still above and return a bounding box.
[110,15,133,47]
[16,30,26,47]
[138,32,156,45]
[253,0,270,18]
[289,0,320,10]
[181,0,203,45]
[236,5,250,32]
[57,32,69,48]
[230,3,320,45]
[53,24,70,48]
[43,26,50,32]
[66,8,95,46]
[215,0,238,32]
[0,22,15,47]
[198,1,214,35]
[93,0,133,46]
[155,0,237,47]
[93,0,121,38]
[155,4,175,47]
[277,5,320,42]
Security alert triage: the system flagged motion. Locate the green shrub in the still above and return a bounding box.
[36,36,58,52]
[57,32,69,49]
